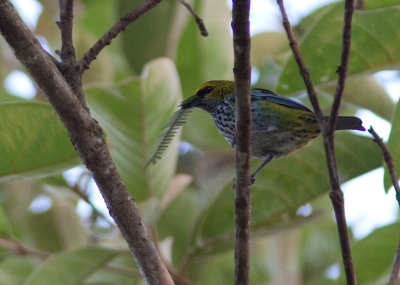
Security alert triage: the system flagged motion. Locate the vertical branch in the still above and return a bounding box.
[276,0,356,284]
[58,0,87,106]
[58,0,76,63]
[325,1,356,284]
[231,0,252,284]
[328,0,355,134]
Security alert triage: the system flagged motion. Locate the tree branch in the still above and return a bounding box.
[176,0,208,36]
[58,0,76,64]
[0,237,51,259]
[69,182,115,227]
[276,1,356,284]
[0,1,173,284]
[328,0,354,135]
[79,0,162,71]
[276,0,323,121]
[368,126,400,285]
[57,0,88,106]
[231,0,252,284]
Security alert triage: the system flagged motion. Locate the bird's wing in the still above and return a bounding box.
[252,89,312,113]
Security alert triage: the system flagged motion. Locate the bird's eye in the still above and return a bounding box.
[197,86,214,97]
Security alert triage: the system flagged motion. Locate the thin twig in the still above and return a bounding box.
[79,0,162,71]
[58,0,76,64]
[325,1,356,283]
[0,237,51,258]
[276,1,356,284]
[368,127,400,199]
[328,0,355,135]
[368,126,400,285]
[176,0,208,36]
[58,0,87,106]
[70,183,115,227]
[232,0,252,284]
[276,0,323,121]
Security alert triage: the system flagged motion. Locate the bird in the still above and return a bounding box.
[177,80,365,183]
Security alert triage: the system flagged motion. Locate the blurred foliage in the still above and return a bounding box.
[0,0,399,283]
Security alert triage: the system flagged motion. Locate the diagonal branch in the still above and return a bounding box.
[368,126,400,285]
[0,1,173,283]
[176,0,208,36]
[276,0,323,121]
[232,0,252,284]
[79,0,162,71]
[276,1,356,284]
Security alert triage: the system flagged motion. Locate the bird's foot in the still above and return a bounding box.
[232,176,255,189]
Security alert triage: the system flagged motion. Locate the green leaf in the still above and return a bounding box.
[356,0,400,10]
[300,197,341,284]
[27,197,87,252]
[176,0,233,96]
[0,89,25,103]
[338,223,400,284]
[278,4,400,95]
[197,133,382,250]
[0,204,13,236]
[119,0,177,74]
[0,257,35,285]
[79,0,117,37]
[251,32,290,67]
[318,75,395,120]
[175,0,233,151]
[25,247,118,285]
[86,58,182,202]
[0,102,79,181]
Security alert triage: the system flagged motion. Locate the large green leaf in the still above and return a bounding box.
[0,102,79,181]
[278,4,400,95]
[27,197,87,252]
[300,197,342,284]
[176,0,233,96]
[0,257,35,285]
[176,0,234,151]
[356,0,400,10]
[86,58,182,201]
[251,32,395,119]
[25,247,118,285]
[318,75,395,120]
[338,223,400,284]
[196,132,382,250]
[119,0,177,74]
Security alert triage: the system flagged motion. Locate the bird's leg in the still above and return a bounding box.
[250,155,273,184]
[232,155,273,189]
[230,136,236,148]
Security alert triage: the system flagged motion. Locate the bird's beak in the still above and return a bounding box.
[180,94,200,109]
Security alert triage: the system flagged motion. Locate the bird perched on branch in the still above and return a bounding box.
[147,80,365,183]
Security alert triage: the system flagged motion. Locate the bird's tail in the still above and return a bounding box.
[328,116,365,131]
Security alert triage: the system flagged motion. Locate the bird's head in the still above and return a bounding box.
[181,80,235,113]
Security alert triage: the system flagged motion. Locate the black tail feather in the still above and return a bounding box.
[331,116,365,131]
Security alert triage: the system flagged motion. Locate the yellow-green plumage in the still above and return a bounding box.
[148,80,365,180]
[180,80,365,179]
